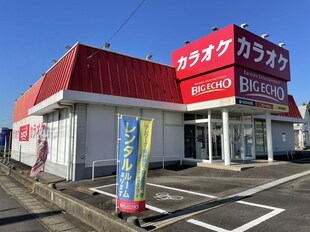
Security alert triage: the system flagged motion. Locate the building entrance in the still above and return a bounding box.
[184,120,254,161]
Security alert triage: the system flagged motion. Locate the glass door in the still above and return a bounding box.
[255,120,267,156]
[244,124,254,159]
[196,126,207,160]
[212,123,222,160]
[230,124,242,160]
[184,125,196,158]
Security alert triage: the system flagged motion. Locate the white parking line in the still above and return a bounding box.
[94,183,116,188]
[93,182,217,199]
[232,170,310,198]
[187,200,285,232]
[89,187,115,198]
[232,205,285,232]
[147,183,217,199]
[89,187,168,214]
[187,220,229,232]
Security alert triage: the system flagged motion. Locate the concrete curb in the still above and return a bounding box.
[197,160,287,171]
[0,162,145,232]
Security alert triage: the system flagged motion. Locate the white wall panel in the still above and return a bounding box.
[50,111,59,163]
[163,112,184,160]
[57,109,68,164]
[272,121,294,151]
[85,105,116,166]
[11,116,44,167]
[116,107,141,118]
[74,104,87,164]
[164,111,183,125]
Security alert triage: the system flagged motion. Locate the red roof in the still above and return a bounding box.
[277,95,302,119]
[13,78,44,122]
[14,43,183,122]
[35,45,79,104]
[35,44,182,105]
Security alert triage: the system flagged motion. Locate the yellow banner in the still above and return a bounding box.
[134,120,153,201]
[273,104,289,112]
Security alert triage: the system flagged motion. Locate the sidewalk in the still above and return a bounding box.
[1,157,310,231]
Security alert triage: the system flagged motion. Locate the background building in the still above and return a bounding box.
[294,105,310,149]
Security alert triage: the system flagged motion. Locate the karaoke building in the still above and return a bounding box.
[12,24,303,180]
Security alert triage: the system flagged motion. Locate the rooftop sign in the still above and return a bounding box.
[180,66,288,111]
[172,24,290,81]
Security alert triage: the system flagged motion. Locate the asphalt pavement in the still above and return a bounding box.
[1,155,310,231]
[0,175,49,232]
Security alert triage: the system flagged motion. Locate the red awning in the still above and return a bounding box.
[277,95,302,119]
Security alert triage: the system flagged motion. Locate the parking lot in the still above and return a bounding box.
[89,180,287,231]
[59,159,310,231]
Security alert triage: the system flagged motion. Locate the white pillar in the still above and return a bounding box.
[241,120,245,159]
[222,108,230,165]
[266,112,273,162]
[299,128,303,148]
[208,110,212,163]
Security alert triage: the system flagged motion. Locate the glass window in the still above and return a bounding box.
[255,120,267,156]
[244,124,254,158]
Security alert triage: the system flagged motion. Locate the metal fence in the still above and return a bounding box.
[91,155,183,181]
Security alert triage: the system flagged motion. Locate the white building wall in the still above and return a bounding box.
[12,102,184,180]
[49,111,59,163]
[163,112,184,161]
[294,106,310,148]
[11,109,72,180]
[85,105,116,167]
[12,115,44,167]
[272,121,295,152]
[72,104,87,180]
[83,105,184,172]
[43,108,71,179]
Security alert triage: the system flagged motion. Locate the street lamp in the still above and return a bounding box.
[278,43,286,47]
[240,23,249,29]
[211,27,218,32]
[146,54,152,60]
[104,43,111,49]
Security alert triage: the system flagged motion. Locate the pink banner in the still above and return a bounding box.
[30,135,49,177]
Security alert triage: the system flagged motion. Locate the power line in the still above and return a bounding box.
[105,0,147,44]
[87,0,147,61]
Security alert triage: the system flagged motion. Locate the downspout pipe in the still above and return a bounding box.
[57,102,75,181]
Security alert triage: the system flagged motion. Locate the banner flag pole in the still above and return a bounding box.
[116,114,154,213]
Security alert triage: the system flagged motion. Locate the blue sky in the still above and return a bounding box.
[0,0,309,128]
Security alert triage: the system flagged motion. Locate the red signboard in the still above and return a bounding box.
[235,66,288,106]
[19,124,30,141]
[180,67,235,104]
[172,25,235,80]
[180,66,288,106]
[234,25,290,81]
[172,24,290,82]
